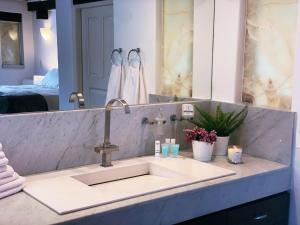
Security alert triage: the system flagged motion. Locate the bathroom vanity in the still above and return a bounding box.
[0,153,291,225]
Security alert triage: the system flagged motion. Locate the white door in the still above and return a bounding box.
[81,5,114,108]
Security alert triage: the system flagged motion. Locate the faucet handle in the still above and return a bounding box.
[95,144,119,154]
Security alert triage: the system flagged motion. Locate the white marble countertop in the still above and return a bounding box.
[0,153,290,225]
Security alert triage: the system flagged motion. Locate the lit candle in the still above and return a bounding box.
[228,145,243,164]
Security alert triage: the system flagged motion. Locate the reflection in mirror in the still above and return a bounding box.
[0,4,59,114]
[72,0,214,109]
[0,21,22,66]
[0,0,214,114]
[160,0,193,98]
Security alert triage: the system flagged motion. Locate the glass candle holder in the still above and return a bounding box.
[228,145,243,164]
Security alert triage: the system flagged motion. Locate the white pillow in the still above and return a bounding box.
[41,68,59,88]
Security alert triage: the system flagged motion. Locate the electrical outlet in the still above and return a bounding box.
[182,104,194,119]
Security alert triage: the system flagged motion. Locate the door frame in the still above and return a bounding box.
[79,2,114,107]
[74,0,113,9]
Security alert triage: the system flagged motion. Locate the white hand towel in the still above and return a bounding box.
[0,151,4,159]
[122,66,140,105]
[0,157,8,167]
[105,64,126,104]
[0,176,25,193]
[0,172,18,186]
[122,65,148,105]
[0,166,6,173]
[0,165,14,179]
[0,183,25,199]
[138,67,148,105]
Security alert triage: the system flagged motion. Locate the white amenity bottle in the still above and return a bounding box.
[155,140,161,157]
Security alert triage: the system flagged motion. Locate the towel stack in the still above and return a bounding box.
[0,144,25,199]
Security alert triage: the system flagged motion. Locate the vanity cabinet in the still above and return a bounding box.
[177,192,289,225]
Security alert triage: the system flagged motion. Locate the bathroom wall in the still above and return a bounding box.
[56,0,77,110]
[32,10,58,76]
[0,0,35,85]
[212,0,246,103]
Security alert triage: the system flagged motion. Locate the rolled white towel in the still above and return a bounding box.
[0,176,25,193]
[0,151,4,159]
[0,166,6,173]
[0,165,14,179]
[0,172,19,186]
[0,183,25,199]
[0,157,8,167]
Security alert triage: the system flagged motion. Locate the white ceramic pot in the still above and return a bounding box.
[213,136,230,156]
[192,140,214,162]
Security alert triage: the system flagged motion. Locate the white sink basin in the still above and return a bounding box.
[72,162,183,185]
[24,156,235,214]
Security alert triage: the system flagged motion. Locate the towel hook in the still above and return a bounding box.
[111,48,123,66]
[128,48,141,69]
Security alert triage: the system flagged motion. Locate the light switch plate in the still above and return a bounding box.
[182,104,194,119]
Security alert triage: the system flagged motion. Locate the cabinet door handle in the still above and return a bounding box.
[254,214,268,220]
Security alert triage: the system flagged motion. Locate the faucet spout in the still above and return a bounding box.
[106,98,130,114]
[95,98,130,167]
[104,98,130,147]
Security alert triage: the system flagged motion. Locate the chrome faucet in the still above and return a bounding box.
[95,98,130,167]
[69,92,85,109]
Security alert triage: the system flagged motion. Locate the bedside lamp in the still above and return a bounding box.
[40,25,51,41]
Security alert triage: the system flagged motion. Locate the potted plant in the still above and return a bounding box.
[184,127,217,162]
[187,104,248,156]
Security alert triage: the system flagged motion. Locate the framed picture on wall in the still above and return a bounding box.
[0,11,24,68]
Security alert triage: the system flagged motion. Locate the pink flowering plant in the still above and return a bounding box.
[184,127,217,145]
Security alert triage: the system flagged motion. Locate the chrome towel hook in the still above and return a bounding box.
[110,48,123,65]
[128,48,141,69]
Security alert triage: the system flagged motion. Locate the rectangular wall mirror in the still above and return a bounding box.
[0,0,215,115]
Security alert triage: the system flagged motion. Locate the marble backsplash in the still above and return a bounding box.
[210,101,296,165]
[0,101,208,176]
[0,100,295,176]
